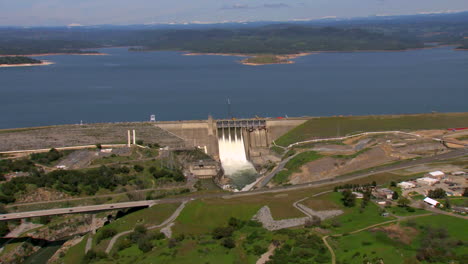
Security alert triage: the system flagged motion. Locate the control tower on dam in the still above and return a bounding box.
[156,116,307,162]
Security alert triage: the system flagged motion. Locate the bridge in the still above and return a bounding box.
[216,119,266,129]
[0,201,157,221]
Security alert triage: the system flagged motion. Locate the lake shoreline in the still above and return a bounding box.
[0,53,108,57]
[0,60,54,68]
[181,45,461,65]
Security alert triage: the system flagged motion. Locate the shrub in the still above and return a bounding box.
[221,237,236,249]
[253,245,267,255]
[116,239,132,251]
[97,228,117,244]
[133,165,144,172]
[137,236,153,253]
[212,226,234,239]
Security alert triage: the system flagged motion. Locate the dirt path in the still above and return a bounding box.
[105,200,188,253]
[256,243,276,264]
[322,213,434,264]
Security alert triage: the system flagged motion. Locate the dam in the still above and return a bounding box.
[157,116,308,190]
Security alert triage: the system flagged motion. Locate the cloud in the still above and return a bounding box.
[221,3,290,10]
[221,4,250,10]
[263,3,290,8]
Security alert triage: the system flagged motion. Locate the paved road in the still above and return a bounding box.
[6,185,188,209]
[105,200,188,253]
[1,149,466,221]
[258,153,298,188]
[1,201,157,221]
[259,148,468,189]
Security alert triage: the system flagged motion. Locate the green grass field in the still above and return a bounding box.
[387,206,428,217]
[91,203,180,251]
[62,234,89,264]
[275,112,468,146]
[332,214,468,264]
[99,220,277,264]
[100,203,180,234]
[173,200,262,235]
[319,192,393,234]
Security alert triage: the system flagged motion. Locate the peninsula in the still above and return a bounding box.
[0,56,53,67]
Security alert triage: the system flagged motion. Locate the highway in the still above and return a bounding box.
[0,201,156,221]
[0,148,466,221]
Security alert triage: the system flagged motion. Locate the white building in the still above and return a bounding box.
[423,197,440,207]
[352,192,364,199]
[416,177,439,186]
[398,181,416,189]
[426,171,445,180]
[451,171,466,176]
[373,188,394,200]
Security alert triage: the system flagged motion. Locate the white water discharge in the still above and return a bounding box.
[218,127,258,190]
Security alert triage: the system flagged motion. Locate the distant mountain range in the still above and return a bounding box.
[0,11,466,56]
[2,10,466,30]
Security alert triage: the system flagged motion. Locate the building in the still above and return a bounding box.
[188,160,221,179]
[423,197,440,207]
[352,192,364,199]
[398,181,416,189]
[426,171,445,180]
[416,177,439,186]
[452,206,468,214]
[451,171,466,176]
[373,188,394,200]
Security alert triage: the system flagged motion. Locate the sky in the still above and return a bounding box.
[0,0,467,26]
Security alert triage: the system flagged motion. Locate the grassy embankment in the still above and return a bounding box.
[331,214,467,264]
[275,112,468,147]
[272,151,323,185]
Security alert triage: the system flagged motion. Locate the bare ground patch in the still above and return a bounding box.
[0,123,185,151]
[289,146,397,184]
[371,224,419,245]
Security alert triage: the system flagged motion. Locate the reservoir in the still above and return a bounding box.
[0,46,466,129]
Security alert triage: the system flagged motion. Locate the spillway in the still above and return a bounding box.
[218,127,258,191]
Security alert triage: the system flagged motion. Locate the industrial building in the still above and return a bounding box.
[373,188,394,200]
[416,177,439,186]
[426,171,445,180]
[398,181,416,189]
[423,197,440,207]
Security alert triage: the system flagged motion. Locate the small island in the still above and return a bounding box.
[240,53,311,65]
[241,55,291,65]
[0,56,53,67]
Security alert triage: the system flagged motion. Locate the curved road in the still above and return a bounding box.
[1,149,466,221]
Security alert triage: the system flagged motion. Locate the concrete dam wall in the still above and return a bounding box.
[156,117,308,162]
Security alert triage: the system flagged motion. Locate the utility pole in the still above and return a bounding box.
[227,98,232,119]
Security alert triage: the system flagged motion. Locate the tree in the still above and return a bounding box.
[133,165,144,172]
[212,226,234,239]
[428,188,446,199]
[96,144,102,149]
[0,221,9,236]
[341,189,356,207]
[97,228,117,244]
[372,181,377,187]
[228,217,244,229]
[463,188,468,197]
[397,197,410,207]
[390,181,397,187]
[222,237,236,249]
[444,198,451,209]
[137,236,153,253]
[0,203,7,214]
[392,191,399,200]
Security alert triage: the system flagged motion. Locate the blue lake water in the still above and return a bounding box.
[0,46,467,129]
